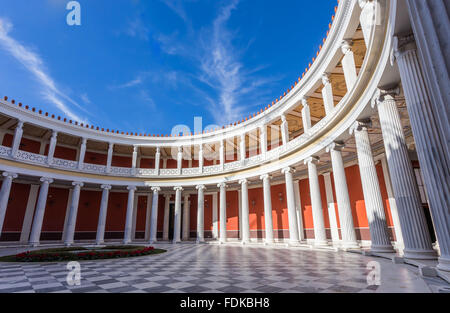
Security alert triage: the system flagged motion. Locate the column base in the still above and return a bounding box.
[29,242,39,248]
[172,240,181,244]
[437,257,450,272]
[123,240,132,245]
[219,239,227,245]
[148,239,157,244]
[64,242,73,247]
[264,240,274,246]
[95,241,104,246]
[403,248,438,260]
[341,242,361,250]
[314,240,329,247]
[288,240,301,247]
[241,240,249,245]
[370,244,395,253]
[196,239,205,244]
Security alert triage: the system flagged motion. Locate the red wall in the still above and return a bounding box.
[112,155,132,167]
[105,192,127,231]
[2,183,30,232]
[41,187,69,234]
[2,134,41,154]
[84,151,107,166]
[75,190,102,232]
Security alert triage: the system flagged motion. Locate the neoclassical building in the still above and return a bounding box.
[0,0,448,272]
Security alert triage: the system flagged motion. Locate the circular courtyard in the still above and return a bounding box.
[0,244,445,293]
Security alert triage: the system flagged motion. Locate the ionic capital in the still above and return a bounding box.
[51,130,58,140]
[260,174,272,181]
[101,184,112,190]
[282,167,295,175]
[281,114,287,123]
[358,0,372,9]
[304,156,320,165]
[217,182,227,189]
[326,141,345,153]
[341,40,353,55]
[174,186,184,192]
[321,73,331,85]
[72,181,84,188]
[16,120,24,130]
[81,137,87,146]
[239,179,248,186]
[2,172,18,179]
[349,118,372,135]
[371,87,400,108]
[40,177,54,184]
[196,184,206,191]
[151,186,161,193]
[127,186,137,191]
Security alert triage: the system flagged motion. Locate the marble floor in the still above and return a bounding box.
[0,243,447,293]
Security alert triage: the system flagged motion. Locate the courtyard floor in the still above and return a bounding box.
[0,243,448,293]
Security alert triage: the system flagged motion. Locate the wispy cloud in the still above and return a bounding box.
[125,17,150,41]
[0,17,88,123]
[110,76,144,89]
[157,0,281,125]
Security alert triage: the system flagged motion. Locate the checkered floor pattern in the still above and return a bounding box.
[0,244,445,293]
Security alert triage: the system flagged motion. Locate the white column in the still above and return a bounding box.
[359,0,376,47]
[301,97,312,131]
[196,185,206,243]
[218,182,227,243]
[163,194,170,241]
[131,193,138,240]
[341,40,358,90]
[20,184,39,243]
[47,131,58,165]
[62,189,73,241]
[321,73,335,115]
[182,194,190,241]
[77,138,87,170]
[198,145,204,173]
[177,147,183,174]
[304,157,328,246]
[63,182,84,246]
[282,167,300,244]
[149,187,161,243]
[323,173,340,244]
[123,186,137,244]
[350,120,394,252]
[326,142,359,248]
[379,155,404,249]
[239,179,250,244]
[293,180,305,241]
[132,146,138,173]
[219,140,225,169]
[155,147,161,175]
[260,174,274,244]
[29,177,53,246]
[239,134,246,162]
[10,120,24,158]
[395,34,450,270]
[212,192,219,239]
[96,184,111,245]
[163,158,167,169]
[374,88,436,259]
[144,191,153,241]
[0,172,18,235]
[259,125,267,158]
[173,186,183,243]
[106,143,114,173]
[281,115,289,145]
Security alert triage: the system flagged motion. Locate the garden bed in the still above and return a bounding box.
[0,245,166,262]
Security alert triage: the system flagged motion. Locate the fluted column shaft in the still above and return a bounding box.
[182,194,190,241]
[218,183,227,243]
[305,157,327,245]
[0,172,18,235]
[301,98,312,131]
[77,138,87,170]
[163,195,170,241]
[240,134,246,162]
[155,148,161,175]
[327,143,359,248]
[321,74,334,115]
[177,147,183,174]
[351,121,394,252]
[281,115,289,145]
[149,187,160,243]
[341,40,358,90]
[323,173,340,244]
[239,179,250,244]
[173,187,183,243]
[96,185,111,245]
[11,121,23,158]
[395,34,450,271]
[64,182,84,246]
[260,126,267,157]
[261,175,274,244]
[196,185,206,243]
[123,186,136,244]
[282,168,300,243]
[29,178,53,246]
[375,89,436,259]
[47,131,58,165]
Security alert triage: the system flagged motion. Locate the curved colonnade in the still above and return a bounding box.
[0,0,448,272]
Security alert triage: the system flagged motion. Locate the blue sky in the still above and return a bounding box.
[0,0,337,135]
